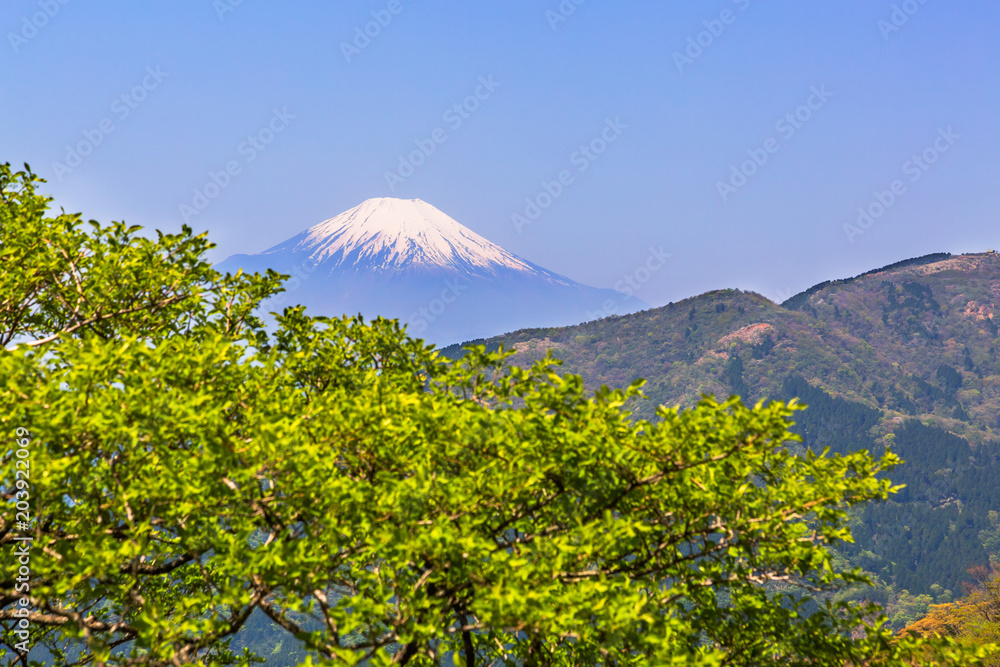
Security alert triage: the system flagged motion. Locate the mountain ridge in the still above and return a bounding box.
[780,252,955,310]
[445,250,1000,438]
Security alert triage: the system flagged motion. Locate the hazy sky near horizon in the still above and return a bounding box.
[3,1,999,308]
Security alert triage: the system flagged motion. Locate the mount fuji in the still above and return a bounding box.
[218,198,648,343]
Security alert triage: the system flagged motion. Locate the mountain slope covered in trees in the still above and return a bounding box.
[443,251,1000,628]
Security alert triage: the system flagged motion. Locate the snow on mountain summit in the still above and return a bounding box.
[261,197,545,277]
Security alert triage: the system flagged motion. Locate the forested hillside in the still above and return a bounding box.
[443,251,1000,628]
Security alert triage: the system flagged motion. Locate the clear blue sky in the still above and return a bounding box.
[3,1,999,307]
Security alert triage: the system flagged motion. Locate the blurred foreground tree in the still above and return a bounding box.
[1,163,996,665]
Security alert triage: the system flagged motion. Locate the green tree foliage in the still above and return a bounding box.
[723,355,749,400]
[1,163,996,665]
[936,365,963,396]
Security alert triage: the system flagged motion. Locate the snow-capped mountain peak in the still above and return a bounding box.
[218,197,649,343]
[264,197,540,277]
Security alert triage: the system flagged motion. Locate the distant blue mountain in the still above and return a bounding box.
[218,197,648,344]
